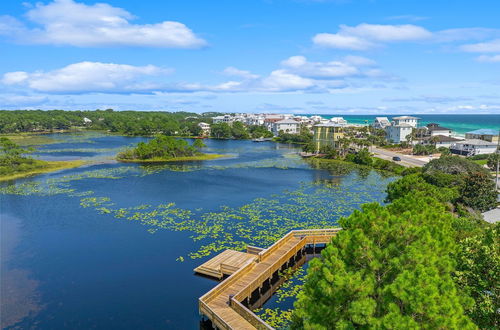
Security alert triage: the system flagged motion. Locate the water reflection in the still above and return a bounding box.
[1,214,43,328]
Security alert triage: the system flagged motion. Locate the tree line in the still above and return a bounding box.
[0,109,215,136]
[117,135,206,161]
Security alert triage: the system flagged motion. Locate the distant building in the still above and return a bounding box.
[83,117,92,124]
[385,124,413,143]
[391,116,419,128]
[465,129,499,143]
[313,123,344,152]
[426,123,452,137]
[197,122,210,136]
[329,117,348,125]
[421,135,462,148]
[384,116,420,144]
[272,119,300,136]
[450,139,498,156]
[372,117,390,129]
[212,115,234,124]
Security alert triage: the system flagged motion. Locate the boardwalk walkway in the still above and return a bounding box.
[198,228,340,329]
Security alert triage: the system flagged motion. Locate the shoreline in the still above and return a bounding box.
[116,153,226,163]
[0,160,85,182]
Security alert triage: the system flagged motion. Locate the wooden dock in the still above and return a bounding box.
[197,228,340,329]
[194,249,257,279]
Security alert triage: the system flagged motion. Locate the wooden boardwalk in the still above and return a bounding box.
[195,249,257,279]
[198,228,340,329]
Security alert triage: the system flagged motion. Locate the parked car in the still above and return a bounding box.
[392,156,401,161]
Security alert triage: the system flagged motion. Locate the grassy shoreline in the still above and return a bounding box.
[116,153,226,163]
[0,160,85,182]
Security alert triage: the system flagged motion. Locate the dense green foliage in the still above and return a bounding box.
[453,223,499,329]
[277,127,312,145]
[294,154,499,329]
[0,109,215,136]
[460,172,498,212]
[412,143,437,155]
[293,193,475,329]
[209,121,269,139]
[345,148,373,166]
[424,155,488,176]
[117,136,199,160]
[487,152,499,171]
[248,125,274,139]
[192,138,206,149]
[0,137,44,176]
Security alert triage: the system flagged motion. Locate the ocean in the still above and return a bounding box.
[309,114,500,136]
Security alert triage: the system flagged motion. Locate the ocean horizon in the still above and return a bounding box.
[301,114,500,135]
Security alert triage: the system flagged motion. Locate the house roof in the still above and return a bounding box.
[454,139,497,146]
[392,116,420,120]
[275,119,299,124]
[424,135,461,142]
[466,128,499,136]
[427,126,452,132]
[375,117,390,122]
[315,122,344,127]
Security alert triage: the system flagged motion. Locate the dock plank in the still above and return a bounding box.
[198,228,341,329]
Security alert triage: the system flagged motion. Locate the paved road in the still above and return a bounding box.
[372,147,428,167]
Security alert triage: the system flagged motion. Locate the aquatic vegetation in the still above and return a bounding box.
[254,265,307,328]
[254,308,293,329]
[0,134,396,264]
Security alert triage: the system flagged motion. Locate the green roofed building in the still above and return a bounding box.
[313,123,344,152]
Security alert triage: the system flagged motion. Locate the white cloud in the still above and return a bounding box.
[0,0,206,48]
[476,54,500,63]
[313,23,432,50]
[434,28,500,43]
[281,55,360,78]
[260,70,315,91]
[342,55,376,66]
[461,39,500,53]
[0,94,49,106]
[2,71,29,85]
[2,61,172,93]
[313,33,373,50]
[222,67,260,79]
[1,54,389,95]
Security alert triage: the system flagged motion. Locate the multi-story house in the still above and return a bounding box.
[312,123,344,152]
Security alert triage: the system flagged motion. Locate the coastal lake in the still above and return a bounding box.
[1,133,396,329]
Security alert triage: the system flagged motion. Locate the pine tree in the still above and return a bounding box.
[292,193,475,329]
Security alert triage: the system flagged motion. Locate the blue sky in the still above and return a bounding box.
[0,0,499,114]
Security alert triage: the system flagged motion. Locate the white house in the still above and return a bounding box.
[372,117,390,129]
[83,117,92,125]
[426,123,452,137]
[421,135,462,148]
[329,117,348,126]
[391,116,419,128]
[385,124,413,143]
[212,115,233,124]
[197,122,210,136]
[450,139,498,156]
[272,119,300,136]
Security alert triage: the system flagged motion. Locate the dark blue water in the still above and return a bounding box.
[1,133,394,329]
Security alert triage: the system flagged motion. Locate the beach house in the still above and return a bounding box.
[272,119,300,136]
[450,139,498,156]
[312,123,344,152]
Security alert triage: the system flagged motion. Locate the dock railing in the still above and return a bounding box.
[199,228,340,330]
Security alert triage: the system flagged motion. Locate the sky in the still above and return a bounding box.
[0,0,500,114]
